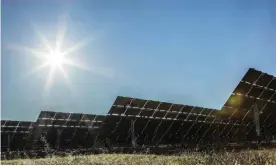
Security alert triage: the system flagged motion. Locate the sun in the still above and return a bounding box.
[29,42,81,91]
[47,49,66,68]
[6,17,92,92]
[31,38,87,91]
[7,15,114,92]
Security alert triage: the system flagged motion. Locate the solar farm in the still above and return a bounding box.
[1,68,276,160]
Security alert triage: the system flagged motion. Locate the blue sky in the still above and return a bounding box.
[2,0,276,121]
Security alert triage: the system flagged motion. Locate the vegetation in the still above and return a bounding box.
[2,149,276,165]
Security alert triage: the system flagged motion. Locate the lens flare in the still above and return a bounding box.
[7,16,91,92]
[228,95,243,107]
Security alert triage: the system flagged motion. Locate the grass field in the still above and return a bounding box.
[2,149,276,165]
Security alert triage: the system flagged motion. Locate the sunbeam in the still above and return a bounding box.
[7,18,92,92]
[5,14,117,94]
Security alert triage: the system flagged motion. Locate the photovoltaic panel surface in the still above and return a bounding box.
[221,68,276,139]
[1,120,34,133]
[29,111,106,151]
[36,111,103,128]
[106,96,240,146]
[1,120,34,152]
[109,96,217,121]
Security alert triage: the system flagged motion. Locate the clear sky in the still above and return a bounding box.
[2,0,276,121]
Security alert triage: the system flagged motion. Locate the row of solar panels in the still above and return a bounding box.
[104,68,276,145]
[1,68,276,151]
[1,121,34,133]
[101,115,253,146]
[1,111,106,152]
[1,111,104,133]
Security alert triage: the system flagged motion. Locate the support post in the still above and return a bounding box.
[106,137,112,152]
[92,131,97,152]
[253,103,261,147]
[216,123,220,151]
[131,119,136,148]
[253,104,260,137]
[7,134,10,152]
[56,129,61,150]
[264,124,269,143]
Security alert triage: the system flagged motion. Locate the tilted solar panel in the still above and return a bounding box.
[109,96,217,120]
[1,120,34,133]
[28,111,106,151]
[1,120,35,152]
[36,111,102,128]
[106,96,224,147]
[221,68,276,141]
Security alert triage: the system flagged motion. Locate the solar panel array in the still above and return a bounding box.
[1,120,34,133]
[108,97,217,122]
[36,111,104,129]
[104,96,251,147]
[1,120,34,151]
[1,68,275,155]
[1,112,106,152]
[105,97,218,147]
[30,111,105,150]
[221,68,276,141]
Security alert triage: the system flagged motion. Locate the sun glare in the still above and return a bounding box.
[47,50,66,68]
[7,15,117,93]
[7,17,92,92]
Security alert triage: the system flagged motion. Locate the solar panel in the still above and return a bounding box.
[109,96,217,120]
[23,111,106,151]
[221,68,276,141]
[1,120,34,152]
[1,120,34,133]
[36,111,102,128]
[106,96,225,147]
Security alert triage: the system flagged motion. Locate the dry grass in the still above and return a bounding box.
[2,149,276,165]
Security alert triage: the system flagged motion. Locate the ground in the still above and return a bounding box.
[2,149,276,165]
